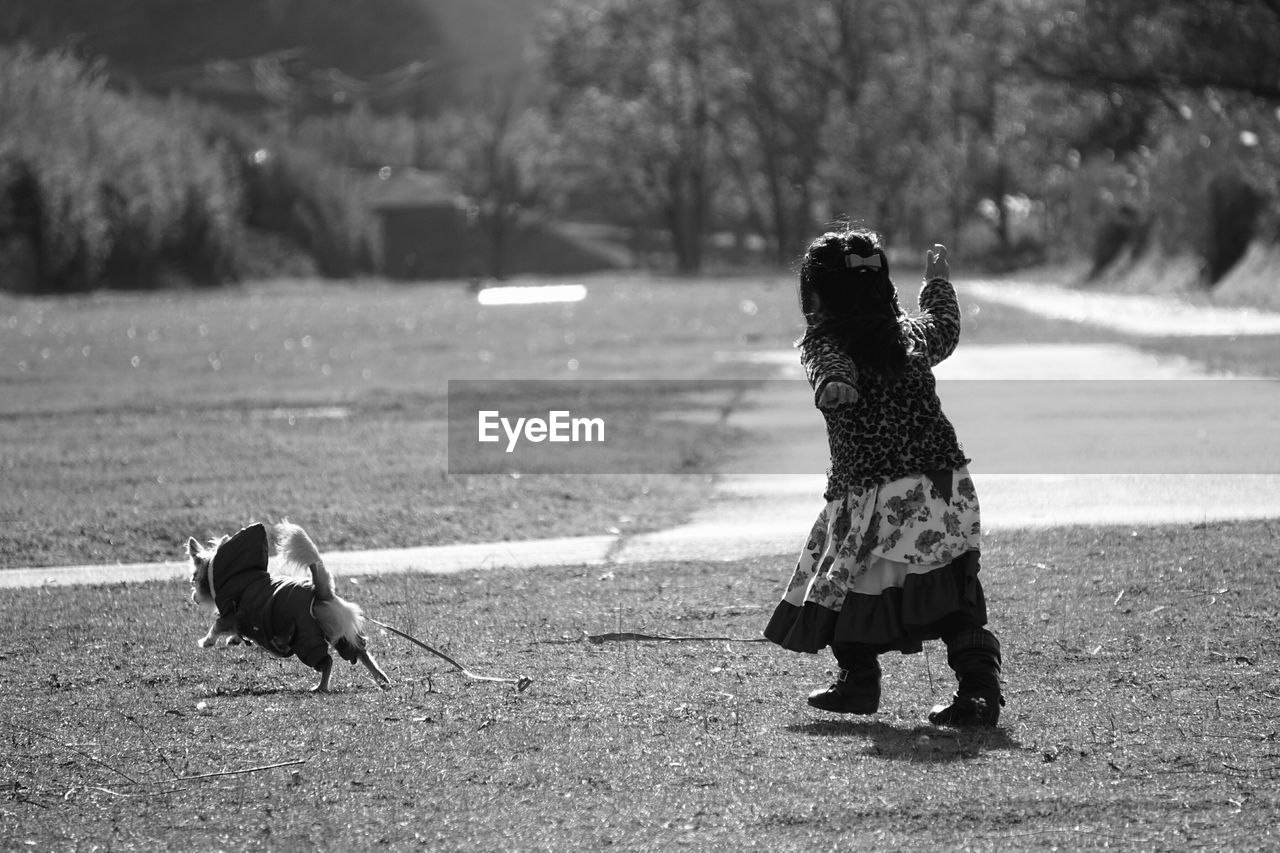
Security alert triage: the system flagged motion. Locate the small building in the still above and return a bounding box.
[369,169,477,280]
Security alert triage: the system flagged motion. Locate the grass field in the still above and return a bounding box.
[3,522,1279,851]
[0,271,1130,569]
[5,270,1280,850]
[1,275,800,567]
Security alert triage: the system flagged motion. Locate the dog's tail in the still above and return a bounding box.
[275,520,335,601]
[275,520,370,653]
[314,597,368,651]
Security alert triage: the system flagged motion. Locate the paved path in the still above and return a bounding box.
[631,337,1280,562]
[963,279,1280,336]
[6,281,1280,589]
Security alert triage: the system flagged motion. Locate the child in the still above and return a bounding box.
[762,227,1004,727]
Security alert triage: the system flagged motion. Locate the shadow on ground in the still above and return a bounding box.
[787,718,1021,763]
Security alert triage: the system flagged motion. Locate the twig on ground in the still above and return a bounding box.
[543,630,769,645]
[369,617,533,691]
[119,711,304,784]
[64,786,126,799]
[989,828,1130,844]
[8,720,139,786]
[1221,762,1280,777]
[119,712,179,780]
[16,712,309,788]
[176,758,309,782]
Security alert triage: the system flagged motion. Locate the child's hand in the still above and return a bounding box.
[818,381,858,410]
[926,243,949,280]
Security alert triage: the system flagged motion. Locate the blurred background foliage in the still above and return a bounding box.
[0,0,1277,290]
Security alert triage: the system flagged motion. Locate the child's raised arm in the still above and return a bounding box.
[912,243,962,366]
[801,332,860,409]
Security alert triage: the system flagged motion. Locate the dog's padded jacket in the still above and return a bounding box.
[210,523,354,670]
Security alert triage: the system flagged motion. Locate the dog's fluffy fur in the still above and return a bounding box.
[188,521,390,692]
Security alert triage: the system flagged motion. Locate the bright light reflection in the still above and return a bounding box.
[477,284,587,306]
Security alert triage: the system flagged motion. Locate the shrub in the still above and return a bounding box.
[179,104,381,278]
[0,46,380,291]
[0,46,246,290]
[1125,94,1277,284]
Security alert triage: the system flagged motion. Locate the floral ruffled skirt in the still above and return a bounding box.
[764,467,987,655]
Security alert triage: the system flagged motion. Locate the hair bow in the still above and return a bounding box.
[844,251,882,270]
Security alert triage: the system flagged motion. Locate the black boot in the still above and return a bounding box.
[808,647,880,714]
[928,628,1004,727]
[927,692,1003,726]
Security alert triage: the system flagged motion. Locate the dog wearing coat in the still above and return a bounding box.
[188,521,390,692]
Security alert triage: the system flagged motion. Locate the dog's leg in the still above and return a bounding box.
[357,649,392,689]
[198,616,240,648]
[311,655,334,693]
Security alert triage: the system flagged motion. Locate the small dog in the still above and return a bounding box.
[188,521,390,692]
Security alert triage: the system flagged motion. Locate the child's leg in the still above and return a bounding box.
[947,627,1002,697]
[929,626,1004,726]
[807,642,881,714]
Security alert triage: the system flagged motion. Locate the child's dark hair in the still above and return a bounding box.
[798,227,909,376]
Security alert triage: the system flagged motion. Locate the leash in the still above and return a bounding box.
[368,617,533,692]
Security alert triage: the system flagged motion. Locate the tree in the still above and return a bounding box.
[0,0,454,115]
[810,1,1018,252]
[1022,0,1280,103]
[540,0,724,273]
[1018,0,1280,272]
[536,0,1280,276]
[433,81,564,279]
[708,1,845,264]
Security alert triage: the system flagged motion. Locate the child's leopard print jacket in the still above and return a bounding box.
[802,277,970,501]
